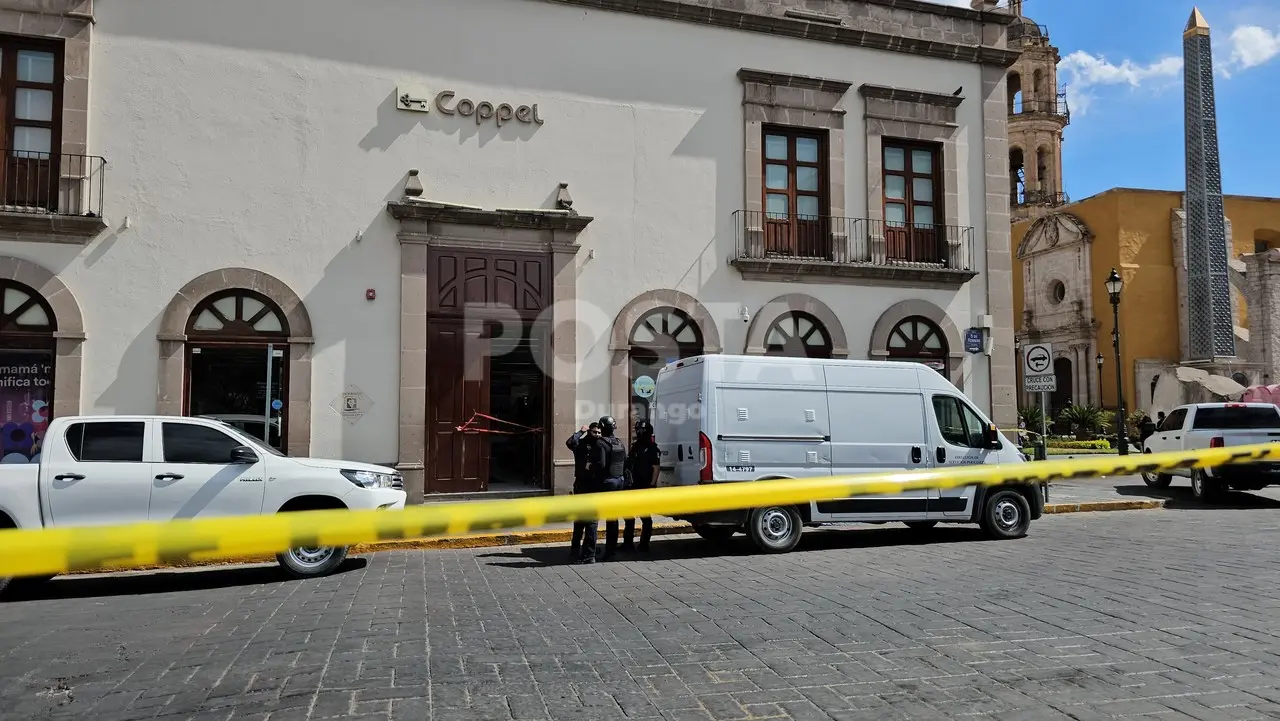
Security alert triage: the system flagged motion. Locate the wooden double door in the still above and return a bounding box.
[424,249,551,494]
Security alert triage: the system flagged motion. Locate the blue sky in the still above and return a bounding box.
[936,0,1280,200]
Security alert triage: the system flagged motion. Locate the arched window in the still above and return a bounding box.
[1008,71,1022,114]
[1010,147,1025,204]
[629,308,704,427]
[1036,146,1051,193]
[0,280,56,463]
[764,311,832,359]
[886,316,948,375]
[0,280,55,339]
[187,290,289,340]
[185,290,290,449]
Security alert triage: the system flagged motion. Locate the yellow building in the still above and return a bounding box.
[1013,188,1280,416]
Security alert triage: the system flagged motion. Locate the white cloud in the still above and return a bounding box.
[1223,25,1280,74]
[1056,51,1183,116]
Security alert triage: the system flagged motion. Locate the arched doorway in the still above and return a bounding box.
[0,280,56,463]
[764,311,833,358]
[629,307,704,428]
[886,316,948,377]
[184,289,290,449]
[1052,357,1073,417]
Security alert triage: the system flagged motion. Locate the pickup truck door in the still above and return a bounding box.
[45,419,154,527]
[927,394,999,520]
[147,420,268,520]
[1147,408,1189,475]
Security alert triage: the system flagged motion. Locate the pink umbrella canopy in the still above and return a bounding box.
[1242,385,1280,406]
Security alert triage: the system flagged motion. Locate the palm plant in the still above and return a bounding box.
[1057,404,1111,441]
[1018,405,1044,433]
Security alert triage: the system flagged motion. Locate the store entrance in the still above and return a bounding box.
[186,344,286,449]
[486,323,548,492]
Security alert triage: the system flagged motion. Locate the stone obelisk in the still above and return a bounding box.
[1183,7,1235,361]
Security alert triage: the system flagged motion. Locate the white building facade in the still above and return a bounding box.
[0,0,1018,501]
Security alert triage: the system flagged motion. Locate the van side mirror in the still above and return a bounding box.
[230,446,259,464]
[983,423,1002,450]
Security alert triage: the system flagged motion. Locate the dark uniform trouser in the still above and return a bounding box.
[598,477,624,557]
[624,516,653,548]
[571,481,593,559]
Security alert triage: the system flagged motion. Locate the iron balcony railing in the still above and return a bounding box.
[1012,93,1071,123]
[1013,190,1070,207]
[0,150,106,218]
[733,210,974,271]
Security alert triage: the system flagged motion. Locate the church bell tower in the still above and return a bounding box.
[1002,0,1071,222]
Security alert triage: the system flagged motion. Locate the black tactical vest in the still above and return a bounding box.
[605,436,626,478]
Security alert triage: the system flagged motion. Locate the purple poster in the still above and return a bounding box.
[0,351,53,464]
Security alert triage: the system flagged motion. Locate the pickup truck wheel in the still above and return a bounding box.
[1141,471,1172,488]
[276,545,349,579]
[692,524,737,542]
[979,489,1031,540]
[1191,470,1224,503]
[746,506,803,553]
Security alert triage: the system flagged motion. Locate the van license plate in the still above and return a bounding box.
[726,465,755,472]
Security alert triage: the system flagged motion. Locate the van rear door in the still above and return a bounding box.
[653,360,705,487]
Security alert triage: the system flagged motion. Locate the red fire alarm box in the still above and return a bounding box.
[365,288,376,300]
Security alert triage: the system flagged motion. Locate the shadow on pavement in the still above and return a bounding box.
[481,525,989,568]
[2,557,368,602]
[1113,483,1280,510]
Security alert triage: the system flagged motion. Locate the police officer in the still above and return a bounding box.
[565,422,602,562]
[594,415,628,561]
[624,419,660,553]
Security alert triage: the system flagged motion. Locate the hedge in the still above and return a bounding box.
[1046,439,1111,450]
[1021,447,1115,456]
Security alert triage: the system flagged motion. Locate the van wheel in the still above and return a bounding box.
[276,545,349,579]
[979,490,1031,540]
[904,521,938,531]
[692,524,737,542]
[747,506,803,553]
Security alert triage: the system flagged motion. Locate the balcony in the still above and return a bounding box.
[1013,190,1071,208]
[0,150,108,242]
[731,210,977,287]
[1011,93,1071,125]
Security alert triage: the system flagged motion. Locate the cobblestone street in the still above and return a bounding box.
[5,505,1280,720]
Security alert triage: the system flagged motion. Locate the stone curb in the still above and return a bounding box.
[60,499,1165,575]
[1043,499,1167,514]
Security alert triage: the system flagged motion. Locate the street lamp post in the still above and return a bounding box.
[1095,353,1104,408]
[1105,268,1130,455]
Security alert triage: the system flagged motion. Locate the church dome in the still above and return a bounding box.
[1008,16,1044,42]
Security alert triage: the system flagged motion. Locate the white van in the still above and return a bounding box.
[652,355,1044,553]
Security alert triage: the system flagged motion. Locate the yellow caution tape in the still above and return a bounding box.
[1,441,1276,579]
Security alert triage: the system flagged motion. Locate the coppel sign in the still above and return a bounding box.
[397,84,545,127]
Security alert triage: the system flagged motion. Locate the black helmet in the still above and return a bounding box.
[598,416,617,435]
[635,419,653,435]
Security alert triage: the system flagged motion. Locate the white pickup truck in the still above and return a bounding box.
[0,415,406,591]
[1141,402,1280,502]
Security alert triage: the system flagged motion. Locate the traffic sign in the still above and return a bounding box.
[1025,374,1057,392]
[1022,343,1057,393]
